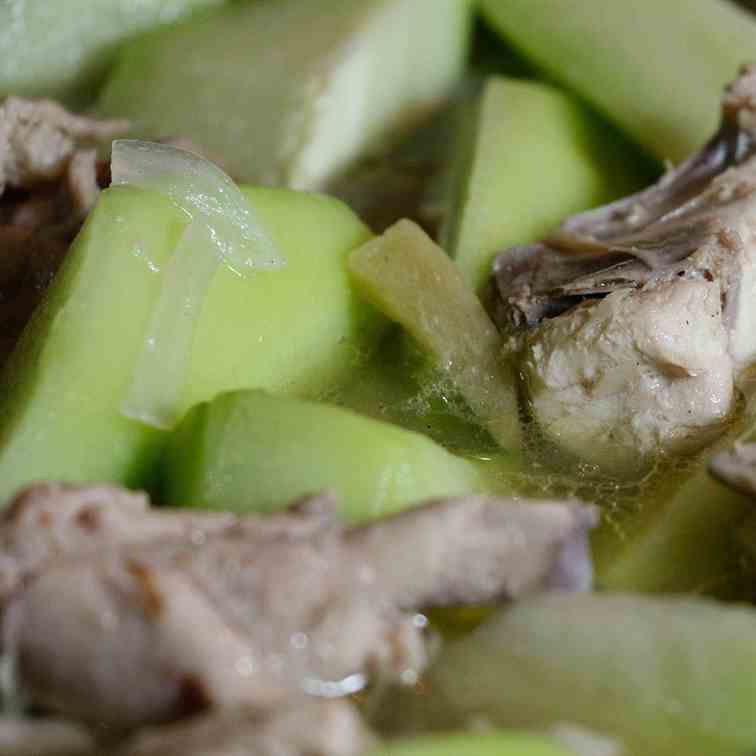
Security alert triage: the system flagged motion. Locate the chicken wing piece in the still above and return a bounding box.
[0,484,596,731]
[491,66,756,474]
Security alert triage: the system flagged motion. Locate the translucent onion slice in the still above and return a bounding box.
[111,139,285,429]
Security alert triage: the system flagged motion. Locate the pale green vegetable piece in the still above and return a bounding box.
[366,732,574,756]
[479,0,756,163]
[161,390,485,521]
[99,0,471,189]
[592,453,750,596]
[442,77,653,291]
[407,593,756,756]
[0,0,225,105]
[348,220,520,454]
[0,185,381,502]
[593,403,756,595]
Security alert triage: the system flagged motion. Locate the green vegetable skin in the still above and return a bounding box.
[443,76,653,291]
[162,390,485,521]
[98,0,471,189]
[0,0,226,105]
[0,186,381,501]
[406,593,756,756]
[367,733,573,756]
[479,0,756,163]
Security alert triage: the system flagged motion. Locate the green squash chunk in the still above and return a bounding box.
[348,220,520,454]
[408,593,756,756]
[479,0,756,163]
[592,455,750,596]
[161,390,484,520]
[0,186,380,502]
[442,77,653,291]
[98,0,471,189]
[0,0,225,106]
[592,403,756,596]
[591,403,756,596]
[366,733,574,756]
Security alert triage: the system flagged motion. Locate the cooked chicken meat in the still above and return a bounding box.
[491,66,756,473]
[114,700,371,756]
[0,97,128,195]
[0,703,369,756]
[0,98,130,365]
[519,269,734,468]
[0,97,128,232]
[0,484,596,732]
[0,483,334,604]
[0,718,96,756]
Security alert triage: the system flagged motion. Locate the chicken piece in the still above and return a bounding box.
[0,484,596,731]
[115,700,371,756]
[0,98,130,365]
[491,66,756,474]
[3,529,414,729]
[0,97,128,193]
[0,717,96,756]
[346,495,598,606]
[520,270,734,470]
[0,483,336,605]
[66,149,101,220]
